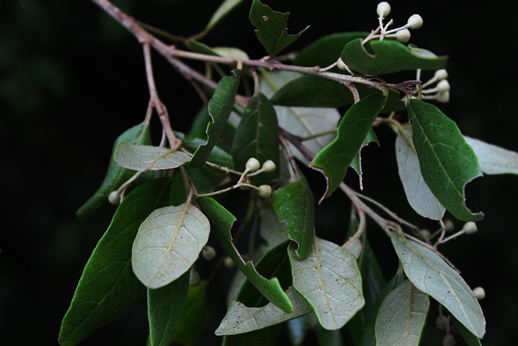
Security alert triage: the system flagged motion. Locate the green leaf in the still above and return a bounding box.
[147,272,189,346]
[231,92,280,184]
[340,38,448,75]
[407,99,483,222]
[173,281,209,346]
[216,287,311,335]
[197,196,293,313]
[350,128,379,190]
[132,203,211,289]
[190,69,241,168]
[293,32,368,67]
[272,169,314,258]
[58,178,171,346]
[390,232,486,338]
[289,237,364,330]
[395,124,446,220]
[204,0,243,34]
[271,75,405,112]
[76,122,151,220]
[312,93,387,199]
[464,136,518,175]
[375,279,430,346]
[451,314,483,346]
[249,0,309,57]
[114,142,191,172]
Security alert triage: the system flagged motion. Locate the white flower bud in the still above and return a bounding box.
[202,246,216,260]
[444,219,455,232]
[462,221,478,235]
[436,91,450,103]
[262,160,276,173]
[395,28,411,42]
[108,190,120,205]
[336,57,349,72]
[434,69,449,81]
[442,333,456,346]
[472,286,486,300]
[377,2,391,18]
[245,157,261,172]
[257,184,272,198]
[189,268,200,285]
[437,80,450,92]
[435,315,449,330]
[407,14,423,29]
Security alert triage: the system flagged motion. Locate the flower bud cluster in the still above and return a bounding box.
[419,69,450,103]
[366,2,423,44]
[240,157,277,198]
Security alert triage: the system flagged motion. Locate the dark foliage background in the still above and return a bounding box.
[1,0,517,345]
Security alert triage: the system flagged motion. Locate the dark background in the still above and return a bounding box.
[1,0,517,345]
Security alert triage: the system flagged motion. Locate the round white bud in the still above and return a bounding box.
[444,219,455,232]
[202,246,216,260]
[473,286,486,300]
[407,14,423,29]
[442,333,456,346]
[437,80,450,92]
[420,229,431,239]
[262,160,276,173]
[435,315,449,330]
[189,268,200,285]
[434,69,448,81]
[376,2,391,18]
[437,91,450,103]
[245,157,261,172]
[223,256,234,268]
[336,58,349,71]
[108,191,120,205]
[395,28,411,42]
[257,184,272,198]
[462,221,478,235]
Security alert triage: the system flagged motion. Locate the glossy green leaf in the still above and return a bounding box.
[464,136,518,175]
[58,178,171,346]
[271,75,405,112]
[114,142,191,172]
[408,99,483,221]
[260,71,340,164]
[312,93,387,199]
[190,69,241,168]
[293,32,368,67]
[231,92,280,184]
[197,197,293,313]
[273,169,314,258]
[132,203,210,289]
[375,279,429,346]
[204,0,243,34]
[147,271,189,346]
[249,0,309,57]
[391,232,486,338]
[76,122,151,220]
[340,38,448,75]
[289,237,364,330]
[216,287,311,335]
[395,124,446,220]
[173,281,209,346]
[350,128,379,190]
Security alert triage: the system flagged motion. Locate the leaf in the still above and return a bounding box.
[289,237,364,330]
[395,124,446,220]
[231,92,280,184]
[407,99,483,222]
[204,0,243,34]
[131,203,210,289]
[114,142,191,172]
[464,136,518,175]
[271,75,405,112]
[172,281,209,346]
[350,128,379,190]
[58,178,171,346]
[293,32,369,67]
[340,38,448,75]
[190,69,241,168]
[273,169,315,258]
[249,0,309,57]
[451,314,483,346]
[311,93,387,199]
[76,122,151,220]
[260,71,341,164]
[197,196,293,313]
[375,279,430,346]
[390,232,486,338]
[216,287,311,335]
[147,271,189,346]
